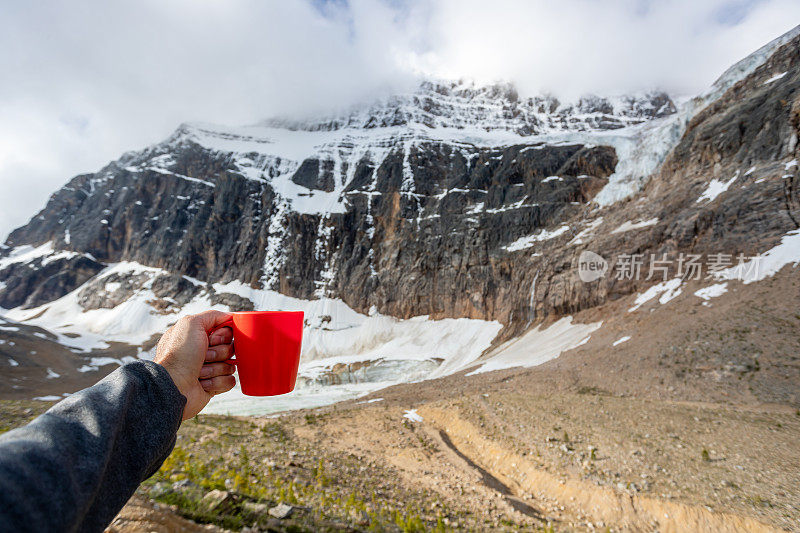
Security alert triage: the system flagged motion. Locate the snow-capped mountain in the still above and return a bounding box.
[263,80,675,134]
[1,80,683,306]
[1,25,799,410]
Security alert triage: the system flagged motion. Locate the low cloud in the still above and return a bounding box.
[408,0,800,98]
[1,0,797,238]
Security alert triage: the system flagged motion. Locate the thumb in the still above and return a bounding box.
[191,310,233,333]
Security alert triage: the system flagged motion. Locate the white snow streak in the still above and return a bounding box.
[715,229,800,284]
[628,278,683,312]
[611,218,658,234]
[261,200,290,290]
[697,173,738,203]
[467,316,601,375]
[694,283,729,301]
[504,225,570,252]
[763,71,788,85]
[612,336,631,346]
[403,409,424,422]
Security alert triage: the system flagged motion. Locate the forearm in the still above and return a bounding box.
[0,360,185,533]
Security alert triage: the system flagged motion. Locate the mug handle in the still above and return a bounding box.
[208,318,234,334]
[207,318,237,365]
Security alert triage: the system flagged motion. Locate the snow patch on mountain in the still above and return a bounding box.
[628,278,683,312]
[5,262,197,350]
[504,225,570,251]
[694,283,729,301]
[0,242,57,270]
[715,229,800,284]
[4,259,501,389]
[612,335,631,346]
[764,71,788,85]
[466,316,601,375]
[697,172,738,203]
[611,218,659,234]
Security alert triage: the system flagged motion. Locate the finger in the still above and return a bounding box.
[190,310,233,332]
[199,361,235,380]
[200,375,236,394]
[205,343,234,362]
[208,327,233,346]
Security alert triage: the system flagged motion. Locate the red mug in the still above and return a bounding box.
[214,311,304,396]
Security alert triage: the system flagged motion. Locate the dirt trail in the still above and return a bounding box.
[307,405,550,529]
[419,406,781,533]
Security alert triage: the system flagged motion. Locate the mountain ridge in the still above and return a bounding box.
[0,25,798,407]
[260,79,676,134]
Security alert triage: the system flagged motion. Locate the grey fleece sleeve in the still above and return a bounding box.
[0,360,186,533]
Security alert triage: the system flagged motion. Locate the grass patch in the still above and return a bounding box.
[147,417,459,532]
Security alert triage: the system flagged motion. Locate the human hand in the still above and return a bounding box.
[154,310,236,420]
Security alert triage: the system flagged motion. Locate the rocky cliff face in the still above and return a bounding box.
[2,27,799,362]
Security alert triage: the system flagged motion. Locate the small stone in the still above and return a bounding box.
[201,489,234,513]
[268,503,294,519]
[150,482,171,498]
[171,479,195,491]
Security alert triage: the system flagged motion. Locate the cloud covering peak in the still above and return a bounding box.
[1,0,798,238]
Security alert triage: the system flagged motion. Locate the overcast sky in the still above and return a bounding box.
[1,0,798,240]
